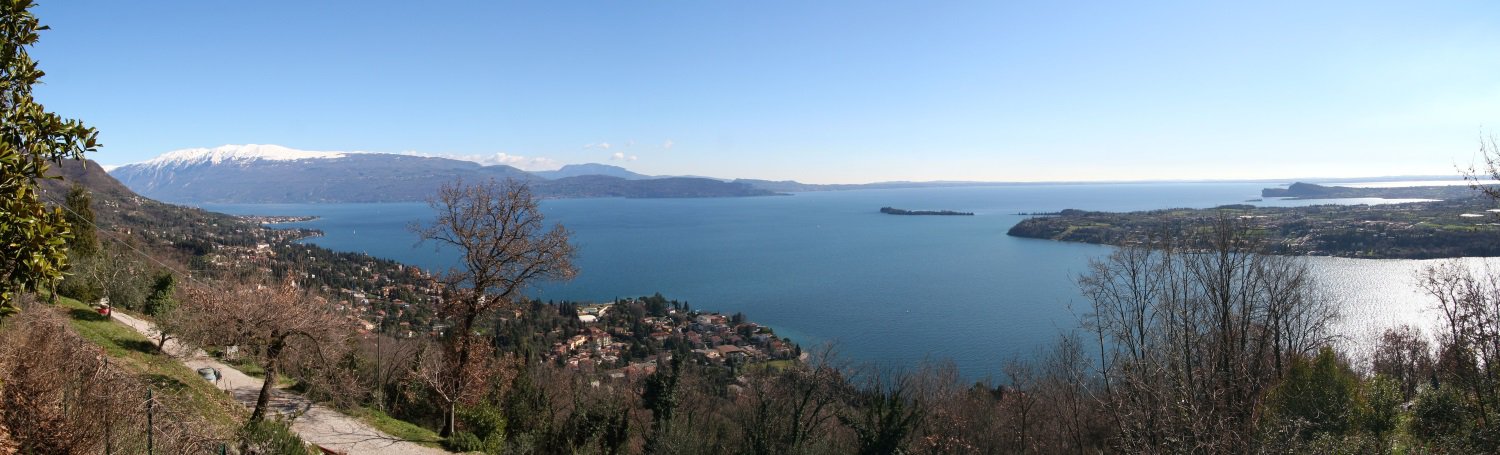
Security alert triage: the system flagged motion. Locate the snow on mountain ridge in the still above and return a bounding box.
[139,144,349,168]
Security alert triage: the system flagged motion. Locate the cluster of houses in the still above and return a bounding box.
[548,301,803,380]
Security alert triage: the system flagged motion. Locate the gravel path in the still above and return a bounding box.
[111,311,449,455]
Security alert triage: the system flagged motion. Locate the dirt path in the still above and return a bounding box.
[110,311,449,454]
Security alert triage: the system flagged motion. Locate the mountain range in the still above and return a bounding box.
[109,145,775,203]
[109,144,1465,205]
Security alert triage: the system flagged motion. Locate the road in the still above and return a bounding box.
[110,311,449,455]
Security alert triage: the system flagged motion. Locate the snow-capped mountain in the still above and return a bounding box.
[111,145,533,203]
[109,145,773,203]
[133,144,349,168]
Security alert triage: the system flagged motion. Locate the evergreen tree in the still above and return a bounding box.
[63,184,97,258]
[0,0,101,317]
[642,353,682,452]
[144,272,176,317]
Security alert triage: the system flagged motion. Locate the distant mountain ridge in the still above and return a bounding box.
[533,163,651,180]
[110,145,773,203]
[1261,182,1474,200]
[110,145,1467,204]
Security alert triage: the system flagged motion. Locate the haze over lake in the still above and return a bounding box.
[203,182,1465,378]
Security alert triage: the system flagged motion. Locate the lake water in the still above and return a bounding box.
[201,183,1477,379]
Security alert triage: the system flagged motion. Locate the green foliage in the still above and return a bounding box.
[54,256,102,303]
[642,354,682,452]
[570,400,630,455]
[238,419,312,454]
[63,184,97,258]
[144,271,176,317]
[503,365,552,438]
[443,431,484,453]
[843,383,924,455]
[0,0,100,317]
[349,407,442,448]
[1410,385,1468,443]
[457,403,506,453]
[1363,375,1402,437]
[1266,347,1361,440]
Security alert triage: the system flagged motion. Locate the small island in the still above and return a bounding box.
[880,207,974,216]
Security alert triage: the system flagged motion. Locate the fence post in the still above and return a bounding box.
[146,387,154,455]
[104,356,112,455]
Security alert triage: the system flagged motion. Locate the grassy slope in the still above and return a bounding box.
[60,297,444,448]
[349,407,443,448]
[54,296,246,431]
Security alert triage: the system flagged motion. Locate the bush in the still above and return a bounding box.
[458,404,506,439]
[1362,375,1401,437]
[1410,385,1467,443]
[444,431,485,453]
[56,264,102,304]
[1265,347,1361,440]
[239,419,311,455]
[458,404,507,453]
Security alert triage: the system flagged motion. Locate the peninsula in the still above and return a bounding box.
[880,207,974,216]
[1008,188,1500,259]
[1262,182,1469,200]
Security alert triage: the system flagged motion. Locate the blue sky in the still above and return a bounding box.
[32,1,1500,183]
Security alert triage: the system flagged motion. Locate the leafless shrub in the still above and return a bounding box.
[0,300,221,454]
[1371,324,1434,400]
[1080,217,1337,452]
[178,278,354,422]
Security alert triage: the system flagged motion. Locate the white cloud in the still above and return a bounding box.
[585,142,613,150]
[401,151,562,171]
[662,139,675,150]
[609,152,638,161]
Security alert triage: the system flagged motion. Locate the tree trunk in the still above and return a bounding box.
[251,364,278,422]
[251,340,284,422]
[441,400,456,437]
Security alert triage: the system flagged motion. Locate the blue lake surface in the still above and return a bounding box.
[201,183,1465,378]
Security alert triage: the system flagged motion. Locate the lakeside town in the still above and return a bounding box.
[202,222,806,378]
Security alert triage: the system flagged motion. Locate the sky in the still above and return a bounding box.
[31,1,1500,184]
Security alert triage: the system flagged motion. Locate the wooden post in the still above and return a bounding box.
[146,388,154,455]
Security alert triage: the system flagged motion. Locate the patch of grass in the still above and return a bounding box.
[349,407,443,448]
[744,359,796,373]
[229,357,265,378]
[54,296,247,430]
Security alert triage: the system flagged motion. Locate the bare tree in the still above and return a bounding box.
[412,334,501,437]
[1371,324,1434,400]
[1418,261,1500,426]
[737,345,850,455]
[411,177,576,436]
[1080,217,1337,452]
[1462,134,1500,200]
[179,279,352,422]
